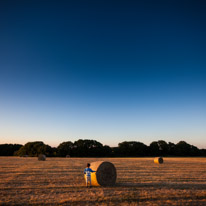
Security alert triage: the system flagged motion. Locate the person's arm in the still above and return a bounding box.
[84,168,86,174]
[89,168,95,173]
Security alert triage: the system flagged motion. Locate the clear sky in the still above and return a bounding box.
[0,0,205,148]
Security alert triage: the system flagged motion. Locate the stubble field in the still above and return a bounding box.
[0,157,206,206]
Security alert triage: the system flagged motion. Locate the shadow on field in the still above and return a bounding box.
[115,182,206,190]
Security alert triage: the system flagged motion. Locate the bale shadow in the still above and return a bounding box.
[115,182,206,190]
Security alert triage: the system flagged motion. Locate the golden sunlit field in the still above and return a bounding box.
[0,157,206,206]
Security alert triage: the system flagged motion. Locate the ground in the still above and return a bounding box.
[0,157,206,205]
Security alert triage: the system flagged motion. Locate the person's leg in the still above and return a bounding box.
[88,176,92,187]
[86,176,89,187]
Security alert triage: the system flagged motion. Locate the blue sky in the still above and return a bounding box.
[0,0,206,148]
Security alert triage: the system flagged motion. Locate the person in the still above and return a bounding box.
[84,163,95,187]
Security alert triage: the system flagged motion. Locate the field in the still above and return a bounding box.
[0,157,206,206]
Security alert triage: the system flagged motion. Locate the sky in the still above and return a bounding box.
[0,0,206,148]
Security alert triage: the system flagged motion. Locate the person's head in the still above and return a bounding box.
[87,163,90,168]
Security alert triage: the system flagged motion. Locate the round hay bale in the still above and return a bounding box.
[154,157,164,164]
[88,161,117,186]
[38,154,46,161]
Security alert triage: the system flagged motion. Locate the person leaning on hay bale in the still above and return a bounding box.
[84,163,96,188]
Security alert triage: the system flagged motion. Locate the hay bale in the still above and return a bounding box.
[66,155,70,158]
[88,161,117,186]
[38,154,46,161]
[154,157,164,164]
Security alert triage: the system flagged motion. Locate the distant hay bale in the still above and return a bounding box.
[38,154,46,161]
[87,161,117,186]
[154,157,164,164]
[66,155,70,158]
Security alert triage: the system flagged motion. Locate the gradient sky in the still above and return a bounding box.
[0,0,206,148]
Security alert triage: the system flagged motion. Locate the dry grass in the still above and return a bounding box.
[0,157,206,205]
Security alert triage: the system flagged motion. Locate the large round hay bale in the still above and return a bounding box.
[154,157,164,164]
[88,161,117,186]
[38,154,46,161]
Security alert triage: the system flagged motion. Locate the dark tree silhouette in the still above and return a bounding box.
[2,139,205,157]
[102,145,113,157]
[118,141,148,157]
[149,141,160,156]
[73,139,104,157]
[200,149,206,156]
[16,141,55,157]
[168,142,176,156]
[0,144,22,156]
[174,141,200,156]
[57,141,74,157]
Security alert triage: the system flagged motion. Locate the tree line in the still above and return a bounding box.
[0,139,206,157]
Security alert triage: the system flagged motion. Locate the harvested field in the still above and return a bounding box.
[0,157,206,205]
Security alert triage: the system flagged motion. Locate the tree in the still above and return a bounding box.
[73,139,104,157]
[157,140,169,156]
[111,147,120,157]
[174,141,200,156]
[57,141,74,157]
[149,141,160,156]
[102,145,112,157]
[149,140,170,156]
[168,142,176,156]
[200,149,206,156]
[118,141,148,157]
[15,141,55,157]
[0,144,22,156]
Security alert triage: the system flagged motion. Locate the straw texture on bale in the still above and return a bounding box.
[154,157,164,164]
[88,161,117,186]
[38,154,46,161]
